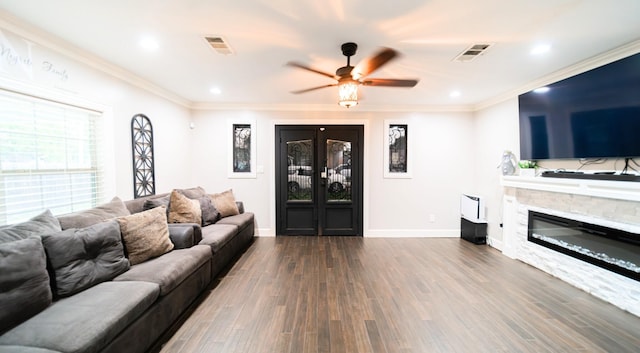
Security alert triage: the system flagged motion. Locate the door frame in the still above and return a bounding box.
[269,119,369,237]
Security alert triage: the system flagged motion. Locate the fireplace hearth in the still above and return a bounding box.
[528,211,640,282]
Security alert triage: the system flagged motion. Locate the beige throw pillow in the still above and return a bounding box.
[209,189,240,218]
[117,207,174,265]
[168,190,202,224]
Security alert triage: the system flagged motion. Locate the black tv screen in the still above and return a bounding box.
[518,52,640,160]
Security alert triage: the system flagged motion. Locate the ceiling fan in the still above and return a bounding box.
[287,42,419,107]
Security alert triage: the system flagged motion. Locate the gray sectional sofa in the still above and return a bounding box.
[0,187,254,353]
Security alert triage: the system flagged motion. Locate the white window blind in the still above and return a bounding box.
[0,89,106,226]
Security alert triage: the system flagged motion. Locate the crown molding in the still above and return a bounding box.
[189,101,474,113]
[0,10,191,108]
[474,39,640,111]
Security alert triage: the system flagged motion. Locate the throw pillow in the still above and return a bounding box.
[57,197,131,230]
[142,195,170,212]
[0,210,61,243]
[209,189,240,218]
[197,195,221,226]
[168,190,202,225]
[176,189,220,226]
[0,237,52,334]
[40,220,130,297]
[179,186,206,199]
[117,207,174,265]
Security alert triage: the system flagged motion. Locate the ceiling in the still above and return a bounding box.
[1,0,639,109]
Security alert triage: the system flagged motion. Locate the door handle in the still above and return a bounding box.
[321,166,328,179]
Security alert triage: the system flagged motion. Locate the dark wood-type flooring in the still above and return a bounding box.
[160,237,640,353]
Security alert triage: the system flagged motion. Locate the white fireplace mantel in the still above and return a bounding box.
[501,175,640,317]
[502,175,640,202]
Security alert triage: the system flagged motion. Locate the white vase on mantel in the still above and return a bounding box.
[519,168,536,177]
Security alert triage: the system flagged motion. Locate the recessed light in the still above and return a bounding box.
[209,87,222,95]
[139,36,159,51]
[531,44,551,55]
[449,90,461,98]
[533,86,550,94]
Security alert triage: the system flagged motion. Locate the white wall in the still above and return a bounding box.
[473,99,520,248]
[189,109,476,236]
[0,25,193,201]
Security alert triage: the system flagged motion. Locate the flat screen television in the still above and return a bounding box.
[518,52,640,160]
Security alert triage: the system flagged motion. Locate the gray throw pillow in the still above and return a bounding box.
[0,237,52,334]
[57,197,131,230]
[198,196,220,226]
[142,195,170,212]
[0,210,61,243]
[40,220,130,297]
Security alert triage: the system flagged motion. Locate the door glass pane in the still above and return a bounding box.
[326,139,351,201]
[287,140,313,201]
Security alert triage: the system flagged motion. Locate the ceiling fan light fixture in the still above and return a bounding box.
[338,81,358,108]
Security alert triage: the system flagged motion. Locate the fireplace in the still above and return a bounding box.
[528,211,640,282]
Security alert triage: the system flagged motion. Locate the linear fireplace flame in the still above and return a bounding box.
[527,211,640,282]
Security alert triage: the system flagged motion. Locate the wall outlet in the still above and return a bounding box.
[429,214,436,223]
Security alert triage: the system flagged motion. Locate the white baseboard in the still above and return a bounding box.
[487,237,503,251]
[255,228,460,238]
[255,228,276,237]
[364,229,459,238]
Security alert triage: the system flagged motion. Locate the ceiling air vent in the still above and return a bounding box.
[453,43,492,62]
[205,36,234,55]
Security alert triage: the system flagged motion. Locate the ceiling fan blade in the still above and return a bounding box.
[352,47,398,80]
[286,62,337,80]
[291,84,337,94]
[362,78,418,87]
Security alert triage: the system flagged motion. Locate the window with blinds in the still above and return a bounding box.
[0,89,105,226]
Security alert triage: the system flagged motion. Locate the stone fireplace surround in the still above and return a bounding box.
[501,176,640,317]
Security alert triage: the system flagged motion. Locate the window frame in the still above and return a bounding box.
[227,118,257,179]
[383,119,413,179]
[0,77,115,225]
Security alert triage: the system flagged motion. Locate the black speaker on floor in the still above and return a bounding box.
[461,217,487,244]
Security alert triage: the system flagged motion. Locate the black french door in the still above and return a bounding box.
[275,125,363,236]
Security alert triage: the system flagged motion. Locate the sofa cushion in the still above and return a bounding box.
[117,207,174,265]
[40,220,130,297]
[57,197,130,230]
[0,237,52,334]
[168,190,202,225]
[216,212,254,231]
[0,210,61,243]
[209,189,240,217]
[0,281,159,353]
[114,245,211,296]
[199,224,239,253]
